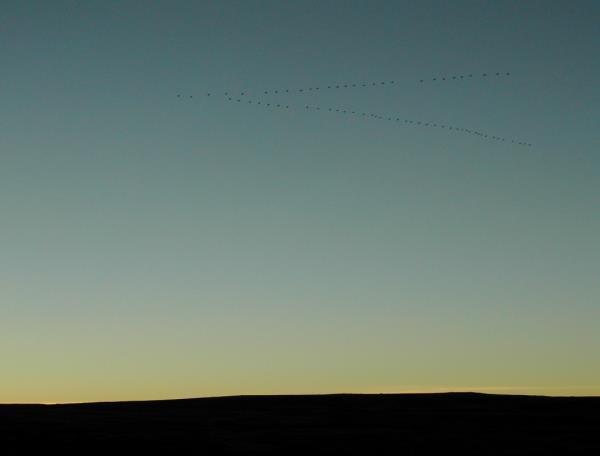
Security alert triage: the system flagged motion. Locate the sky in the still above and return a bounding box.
[1,0,599,403]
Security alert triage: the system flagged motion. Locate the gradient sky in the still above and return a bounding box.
[2,1,599,403]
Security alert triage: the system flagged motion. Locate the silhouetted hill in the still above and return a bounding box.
[1,393,599,453]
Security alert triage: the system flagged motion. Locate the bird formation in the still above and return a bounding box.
[196,71,511,98]
[217,95,531,146]
[176,71,531,147]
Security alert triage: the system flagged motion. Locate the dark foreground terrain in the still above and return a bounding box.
[2,393,599,454]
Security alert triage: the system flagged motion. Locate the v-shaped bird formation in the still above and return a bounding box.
[177,71,532,147]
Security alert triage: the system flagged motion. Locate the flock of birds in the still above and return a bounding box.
[177,72,532,147]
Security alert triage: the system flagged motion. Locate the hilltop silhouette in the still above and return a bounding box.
[2,393,598,453]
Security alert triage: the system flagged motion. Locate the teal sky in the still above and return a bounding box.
[2,1,599,403]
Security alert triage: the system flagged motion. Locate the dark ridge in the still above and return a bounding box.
[1,393,598,453]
